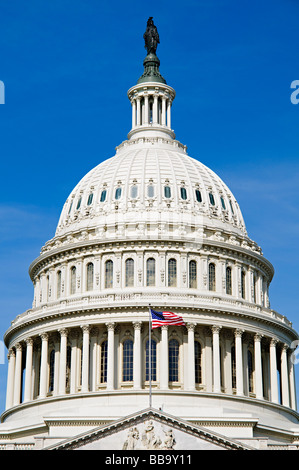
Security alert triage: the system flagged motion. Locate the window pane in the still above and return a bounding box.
[105,260,113,288]
[100,190,107,202]
[220,197,226,210]
[125,258,134,287]
[169,339,179,382]
[86,263,94,291]
[68,201,73,214]
[147,185,154,198]
[49,349,55,393]
[195,189,202,202]
[168,259,177,287]
[146,258,155,286]
[76,197,82,210]
[241,270,246,299]
[87,193,93,206]
[57,271,62,299]
[115,187,122,200]
[123,340,133,381]
[226,267,232,295]
[209,193,215,205]
[146,340,157,381]
[194,341,202,384]
[180,187,187,200]
[209,263,216,291]
[164,186,171,198]
[229,200,234,214]
[189,260,197,288]
[131,185,138,198]
[71,266,76,294]
[100,340,108,383]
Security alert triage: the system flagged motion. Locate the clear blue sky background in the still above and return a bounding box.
[0,0,298,413]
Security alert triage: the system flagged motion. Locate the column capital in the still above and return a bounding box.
[40,332,49,341]
[254,333,263,342]
[234,328,244,338]
[211,325,222,335]
[270,337,279,347]
[186,322,197,332]
[8,348,15,358]
[133,321,142,330]
[25,337,34,346]
[81,324,91,334]
[282,343,288,352]
[161,325,169,331]
[58,328,69,337]
[106,322,116,331]
[15,342,23,351]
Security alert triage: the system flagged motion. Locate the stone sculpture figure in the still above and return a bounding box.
[122,427,139,450]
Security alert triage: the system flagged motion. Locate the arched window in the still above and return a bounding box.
[76,196,82,210]
[180,187,187,200]
[168,258,177,287]
[130,185,138,199]
[231,346,236,390]
[209,263,216,291]
[115,187,122,200]
[195,189,202,202]
[226,266,232,295]
[189,260,197,288]
[164,186,171,198]
[86,262,94,291]
[68,201,73,214]
[241,269,246,299]
[146,258,155,286]
[87,193,93,206]
[105,260,113,289]
[209,193,215,205]
[70,266,76,295]
[100,190,107,202]
[146,339,157,381]
[253,273,257,303]
[229,200,235,214]
[123,339,133,382]
[169,339,179,382]
[49,349,55,393]
[194,341,202,384]
[220,197,226,210]
[100,340,108,383]
[125,258,134,287]
[248,350,254,393]
[57,271,62,299]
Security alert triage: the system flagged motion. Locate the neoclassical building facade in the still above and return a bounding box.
[1,19,299,450]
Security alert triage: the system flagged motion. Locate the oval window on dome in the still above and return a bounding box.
[180,187,187,200]
[76,197,82,210]
[100,190,107,202]
[209,193,215,206]
[195,189,202,202]
[130,185,138,199]
[147,185,154,198]
[115,187,122,200]
[220,196,226,210]
[164,186,171,198]
[87,193,94,206]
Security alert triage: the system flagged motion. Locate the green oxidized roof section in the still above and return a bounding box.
[137,17,166,84]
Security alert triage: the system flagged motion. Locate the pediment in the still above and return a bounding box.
[44,408,253,450]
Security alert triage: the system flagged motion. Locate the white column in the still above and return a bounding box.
[254,334,263,400]
[281,344,290,407]
[106,322,115,390]
[81,325,90,393]
[161,96,166,126]
[133,322,142,389]
[136,97,141,126]
[269,338,279,403]
[187,323,196,391]
[167,99,171,128]
[6,349,16,409]
[132,99,136,128]
[223,333,232,395]
[289,353,297,411]
[90,328,98,392]
[24,338,34,403]
[153,94,158,124]
[39,333,49,399]
[13,343,23,406]
[160,325,169,390]
[58,328,68,395]
[212,325,221,393]
[70,331,78,394]
[204,330,213,392]
[235,329,244,396]
[144,95,149,124]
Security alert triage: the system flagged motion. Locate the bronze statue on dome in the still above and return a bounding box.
[143,17,160,55]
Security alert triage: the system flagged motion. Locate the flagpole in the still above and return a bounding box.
[148,304,152,408]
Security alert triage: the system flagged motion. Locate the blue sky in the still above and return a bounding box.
[0,0,298,412]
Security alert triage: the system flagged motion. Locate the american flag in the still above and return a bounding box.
[150,309,185,329]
